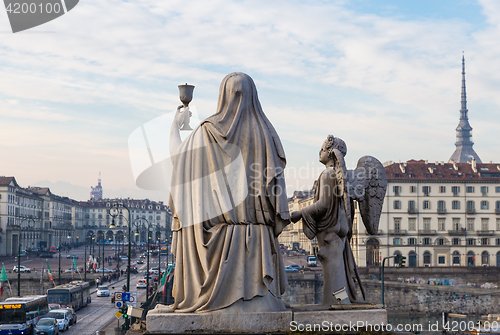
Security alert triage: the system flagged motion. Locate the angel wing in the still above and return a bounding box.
[346,156,387,235]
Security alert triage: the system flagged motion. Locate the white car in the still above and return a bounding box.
[119,256,129,261]
[136,279,147,289]
[46,309,71,332]
[13,265,31,273]
[96,268,114,273]
[97,286,110,297]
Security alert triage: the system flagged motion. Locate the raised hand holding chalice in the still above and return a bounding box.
[177,83,195,131]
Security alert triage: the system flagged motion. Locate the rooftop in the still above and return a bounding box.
[385,159,500,182]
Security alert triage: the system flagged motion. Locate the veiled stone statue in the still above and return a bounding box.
[152,72,290,314]
[291,135,386,306]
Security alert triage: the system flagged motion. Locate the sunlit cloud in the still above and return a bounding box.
[1,0,500,199]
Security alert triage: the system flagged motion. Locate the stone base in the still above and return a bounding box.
[146,308,387,333]
[146,311,292,333]
[292,308,388,333]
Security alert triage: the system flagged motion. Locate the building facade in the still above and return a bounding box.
[0,176,172,256]
[356,159,500,268]
[78,198,172,248]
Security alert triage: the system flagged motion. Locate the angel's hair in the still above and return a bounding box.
[324,135,347,158]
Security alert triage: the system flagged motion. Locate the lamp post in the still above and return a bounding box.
[109,203,131,330]
[108,204,131,290]
[53,222,71,285]
[84,229,93,282]
[101,236,104,278]
[133,218,150,294]
[88,231,95,273]
[15,216,35,296]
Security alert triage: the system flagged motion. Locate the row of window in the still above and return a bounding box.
[393,237,498,245]
[393,217,500,231]
[389,250,496,266]
[393,185,500,196]
[394,199,500,211]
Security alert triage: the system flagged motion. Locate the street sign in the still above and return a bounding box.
[121,292,130,301]
[115,293,122,301]
[129,292,137,307]
[115,301,123,308]
[115,311,122,319]
[119,292,137,306]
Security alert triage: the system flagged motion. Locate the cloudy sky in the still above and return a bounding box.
[1,0,499,202]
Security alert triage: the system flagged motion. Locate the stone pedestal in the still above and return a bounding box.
[146,311,292,333]
[146,306,387,333]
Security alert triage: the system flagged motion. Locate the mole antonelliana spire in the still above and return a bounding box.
[449,54,482,163]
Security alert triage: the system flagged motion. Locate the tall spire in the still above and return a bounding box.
[461,54,467,113]
[449,54,482,163]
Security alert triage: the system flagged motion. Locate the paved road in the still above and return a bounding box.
[1,245,169,334]
[64,263,152,335]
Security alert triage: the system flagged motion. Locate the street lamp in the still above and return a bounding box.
[108,204,131,291]
[53,222,71,285]
[15,216,35,296]
[108,203,132,331]
[84,229,93,281]
[133,218,150,295]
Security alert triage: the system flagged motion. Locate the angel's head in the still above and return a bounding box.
[320,135,347,165]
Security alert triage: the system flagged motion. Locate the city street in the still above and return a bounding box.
[4,244,169,280]
[65,270,148,335]
[3,244,169,333]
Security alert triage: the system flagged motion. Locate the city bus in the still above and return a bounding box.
[70,280,91,307]
[47,283,83,310]
[0,295,48,335]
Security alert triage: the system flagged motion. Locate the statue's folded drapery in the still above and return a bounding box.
[300,166,365,303]
[168,73,290,313]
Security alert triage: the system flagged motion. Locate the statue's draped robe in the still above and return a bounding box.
[300,168,365,302]
[168,73,290,313]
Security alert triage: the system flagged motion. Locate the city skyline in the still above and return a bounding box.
[1,0,500,202]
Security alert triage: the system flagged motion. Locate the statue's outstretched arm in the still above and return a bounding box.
[169,105,188,166]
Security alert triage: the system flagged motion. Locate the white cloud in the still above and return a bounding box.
[1,0,500,200]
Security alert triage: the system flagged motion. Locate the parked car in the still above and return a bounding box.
[13,265,31,273]
[46,309,71,332]
[40,253,54,258]
[66,254,78,259]
[119,256,128,261]
[97,286,110,297]
[96,268,114,273]
[136,279,147,289]
[289,264,301,271]
[64,268,81,273]
[284,265,298,273]
[112,247,121,251]
[34,317,60,335]
[63,307,77,325]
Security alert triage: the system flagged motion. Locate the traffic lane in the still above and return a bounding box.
[65,272,144,335]
[101,276,151,334]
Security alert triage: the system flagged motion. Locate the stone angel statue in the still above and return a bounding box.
[291,135,386,305]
